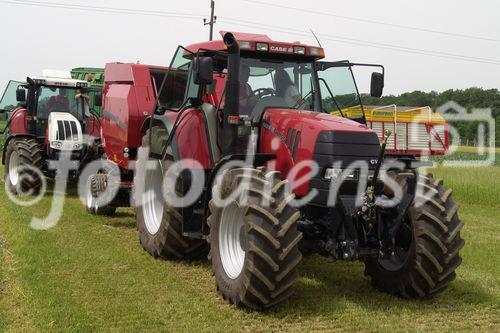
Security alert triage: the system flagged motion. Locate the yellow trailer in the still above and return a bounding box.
[332,105,448,156]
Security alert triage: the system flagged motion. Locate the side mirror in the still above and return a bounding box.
[94,93,102,107]
[193,56,214,85]
[370,72,384,98]
[16,89,26,102]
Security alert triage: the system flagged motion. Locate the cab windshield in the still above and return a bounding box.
[36,86,87,121]
[316,64,365,122]
[237,56,365,122]
[238,57,315,118]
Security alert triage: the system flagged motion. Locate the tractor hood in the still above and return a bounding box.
[262,108,375,136]
[47,112,83,151]
[293,110,370,132]
[260,108,381,200]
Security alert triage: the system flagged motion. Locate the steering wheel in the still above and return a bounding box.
[252,88,275,99]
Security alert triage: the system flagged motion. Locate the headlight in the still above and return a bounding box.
[293,46,306,55]
[51,141,63,149]
[73,143,81,150]
[239,41,251,50]
[256,42,269,51]
[324,168,342,180]
[324,168,359,180]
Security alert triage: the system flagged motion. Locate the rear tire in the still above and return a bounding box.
[4,138,44,195]
[364,172,464,298]
[208,167,302,310]
[135,129,207,260]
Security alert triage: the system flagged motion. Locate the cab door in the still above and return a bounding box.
[0,80,25,133]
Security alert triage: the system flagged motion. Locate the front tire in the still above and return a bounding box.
[364,173,464,298]
[208,167,302,310]
[4,138,44,195]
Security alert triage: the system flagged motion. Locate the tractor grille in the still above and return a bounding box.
[285,128,301,160]
[56,120,79,141]
[309,131,381,206]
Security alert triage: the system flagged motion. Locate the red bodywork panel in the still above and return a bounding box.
[8,108,30,135]
[102,63,161,169]
[260,109,374,196]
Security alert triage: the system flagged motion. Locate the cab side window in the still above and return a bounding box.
[0,80,25,112]
[0,80,24,132]
[151,46,199,111]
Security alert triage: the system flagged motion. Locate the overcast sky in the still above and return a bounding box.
[0,0,499,95]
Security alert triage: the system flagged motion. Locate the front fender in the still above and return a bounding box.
[2,134,37,164]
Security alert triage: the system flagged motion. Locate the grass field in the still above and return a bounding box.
[431,146,500,166]
[456,146,500,153]
[0,164,499,332]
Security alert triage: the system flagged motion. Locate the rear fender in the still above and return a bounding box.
[140,115,180,161]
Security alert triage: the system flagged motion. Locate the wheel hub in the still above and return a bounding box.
[378,215,414,271]
[143,161,164,235]
[219,201,246,280]
[86,180,93,209]
[8,151,20,186]
[86,177,98,210]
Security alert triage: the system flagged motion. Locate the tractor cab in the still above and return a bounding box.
[179,32,385,157]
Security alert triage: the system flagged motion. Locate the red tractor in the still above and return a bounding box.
[90,32,464,310]
[1,70,101,194]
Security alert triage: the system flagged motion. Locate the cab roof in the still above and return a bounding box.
[30,69,89,88]
[185,31,325,59]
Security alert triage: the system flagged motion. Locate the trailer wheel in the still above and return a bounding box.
[208,167,302,310]
[364,172,464,298]
[135,129,207,260]
[4,138,44,195]
[86,174,116,216]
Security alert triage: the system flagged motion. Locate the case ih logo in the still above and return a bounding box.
[270,46,293,53]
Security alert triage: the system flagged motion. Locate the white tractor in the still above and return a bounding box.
[1,70,101,194]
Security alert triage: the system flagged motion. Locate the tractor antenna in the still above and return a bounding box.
[310,28,322,48]
[204,0,217,41]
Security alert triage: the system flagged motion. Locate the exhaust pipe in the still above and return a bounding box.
[220,32,241,155]
[223,32,239,56]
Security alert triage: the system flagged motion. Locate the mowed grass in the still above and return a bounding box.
[0,165,499,332]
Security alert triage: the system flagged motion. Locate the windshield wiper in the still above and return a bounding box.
[293,90,314,109]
